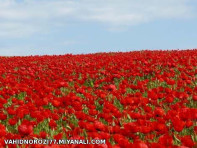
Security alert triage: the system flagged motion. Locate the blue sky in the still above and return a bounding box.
[0,0,197,56]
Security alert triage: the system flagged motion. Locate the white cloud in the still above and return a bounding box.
[78,0,193,27]
[0,47,32,56]
[0,0,194,38]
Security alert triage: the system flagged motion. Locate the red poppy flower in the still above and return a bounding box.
[40,131,47,139]
[49,119,57,129]
[172,118,185,132]
[181,136,195,147]
[108,84,116,91]
[18,124,33,136]
[0,124,6,137]
[8,118,18,126]
[0,113,7,120]
[94,121,106,131]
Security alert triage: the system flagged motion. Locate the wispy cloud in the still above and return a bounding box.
[0,0,194,38]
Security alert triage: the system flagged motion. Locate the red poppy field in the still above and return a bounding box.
[0,50,197,148]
